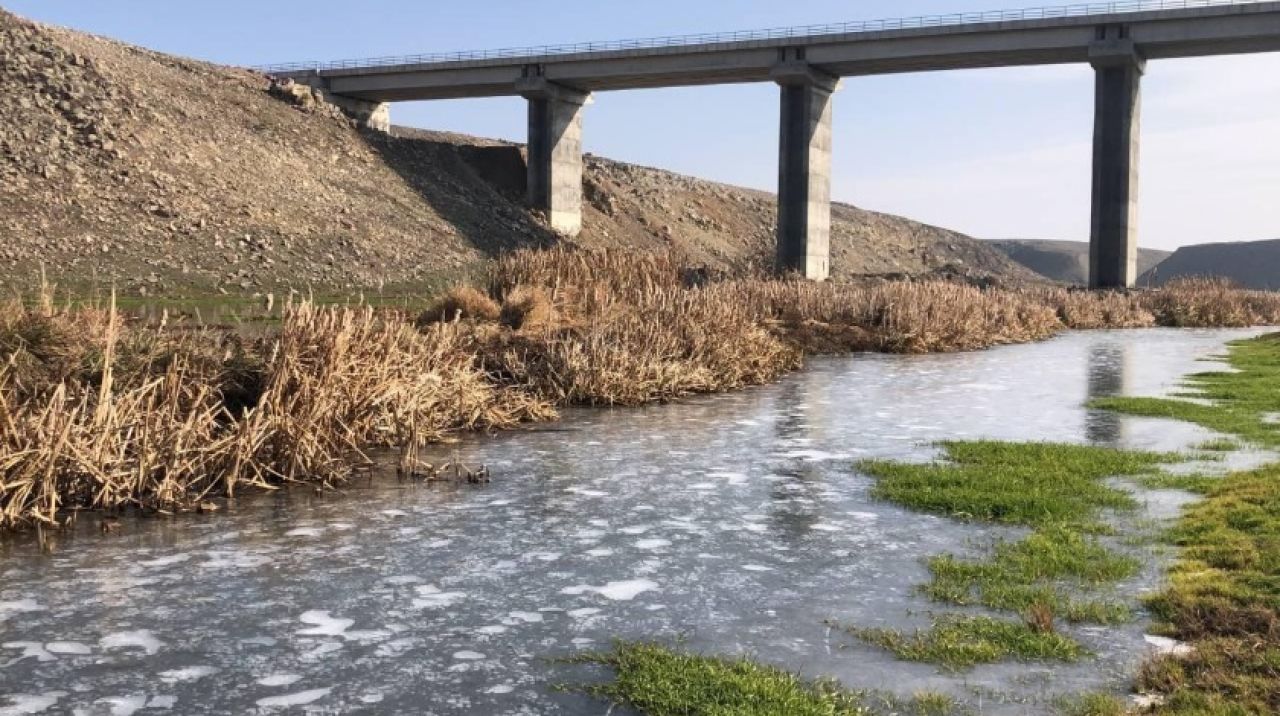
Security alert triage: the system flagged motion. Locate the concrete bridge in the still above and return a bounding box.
[261,0,1280,288]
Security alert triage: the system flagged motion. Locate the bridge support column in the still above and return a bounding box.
[518,77,590,237]
[773,61,839,281]
[1089,32,1145,289]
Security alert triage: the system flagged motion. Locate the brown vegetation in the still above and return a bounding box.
[2,248,1279,531]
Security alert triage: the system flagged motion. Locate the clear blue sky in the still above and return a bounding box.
[8,0,1279,249]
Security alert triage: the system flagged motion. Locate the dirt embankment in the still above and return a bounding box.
[0,8,1039,295]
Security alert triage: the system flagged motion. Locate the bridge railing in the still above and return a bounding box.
[255,0,1264,73]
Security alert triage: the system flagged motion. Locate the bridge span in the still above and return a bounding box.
[261,0,1280,288]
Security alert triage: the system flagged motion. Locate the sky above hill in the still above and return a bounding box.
[7,0,1278,249]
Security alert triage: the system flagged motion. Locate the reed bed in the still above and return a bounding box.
[2,247,1278,531]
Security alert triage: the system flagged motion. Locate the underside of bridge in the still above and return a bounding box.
[278,2,1280,288]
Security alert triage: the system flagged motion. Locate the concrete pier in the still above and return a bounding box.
[1089,29,1145,289]
[518,77,590,236]
[773,60,838,280]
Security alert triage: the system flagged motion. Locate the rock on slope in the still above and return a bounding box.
[1140,239,1280,290]
[0,8,1038,294]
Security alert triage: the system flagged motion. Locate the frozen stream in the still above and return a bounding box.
[0,328,1271,715]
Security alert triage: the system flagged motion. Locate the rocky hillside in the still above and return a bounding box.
[1140,239,1280,290]
[0,8,1038,295]
[989,239,1172,285]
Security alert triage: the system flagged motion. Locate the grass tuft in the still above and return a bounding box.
[840,615,1088,670]
[859,441,1179,528]
[572,642,872,716]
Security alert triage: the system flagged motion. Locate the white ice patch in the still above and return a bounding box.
[2,642,54,663]
[618,525,652,536]
[476,625,508,635]
[742,565,773,572]
[568,608,602,619]
[453,650,486,660]
[1145,634,1195,657]
[299,642,344,659]
[284,527,324,538]
[0,599,44,620]
[566,488,607,498]
[412,585,466,609]
[381,509,408,518]
[297,611,354,638]
[572,638,596,647]
[635,539,671,551]
[201,550,273,570]
[484,684,515,694]
[255,688,332,708]
[687,483,717,491]
[810,522,844,532]
[384,575,422,586]
[846,511,879,521]
[158,665,218,683]
[258,674,303,687]
[45,641,91,655]
[147,696,177,710]
[0,692,66,715]
[96,695,148,716]
[585,548,614,557]
[708,471,748,486]
[504,611,544,624]
[562,579,659,601]
[139,554,191,569]
[99,630,164,656]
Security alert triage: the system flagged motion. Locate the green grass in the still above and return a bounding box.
[1091,335,1280,448]
[841,616,1087,670]
[923,524,1138,624]
[571,642,872,716]
[859,441,1180,529]
[1089,334,1280,714]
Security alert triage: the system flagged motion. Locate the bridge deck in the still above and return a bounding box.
[261,1,1280,100]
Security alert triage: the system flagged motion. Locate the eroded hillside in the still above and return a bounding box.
[0,8,1038,294]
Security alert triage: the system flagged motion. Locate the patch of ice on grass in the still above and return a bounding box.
[504,611,543,624]
[635,539,671,550]
[1145,634,1194,657]
[45,641,91,655]
[453,650,486,660]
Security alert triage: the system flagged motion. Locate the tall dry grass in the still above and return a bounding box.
[0,295,553,530]
[3,248,1279,531]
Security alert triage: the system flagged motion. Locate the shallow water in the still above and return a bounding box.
[0,328,1270,715]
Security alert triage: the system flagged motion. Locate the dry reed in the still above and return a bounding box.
[3,248,1278,531]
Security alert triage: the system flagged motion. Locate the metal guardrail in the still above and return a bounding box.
[255,0,1266,73]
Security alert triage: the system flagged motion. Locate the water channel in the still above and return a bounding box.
[0,328,1271,715]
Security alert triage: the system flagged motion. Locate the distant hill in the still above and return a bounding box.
[989,240,1172,285]
[1140,240,1280,290]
